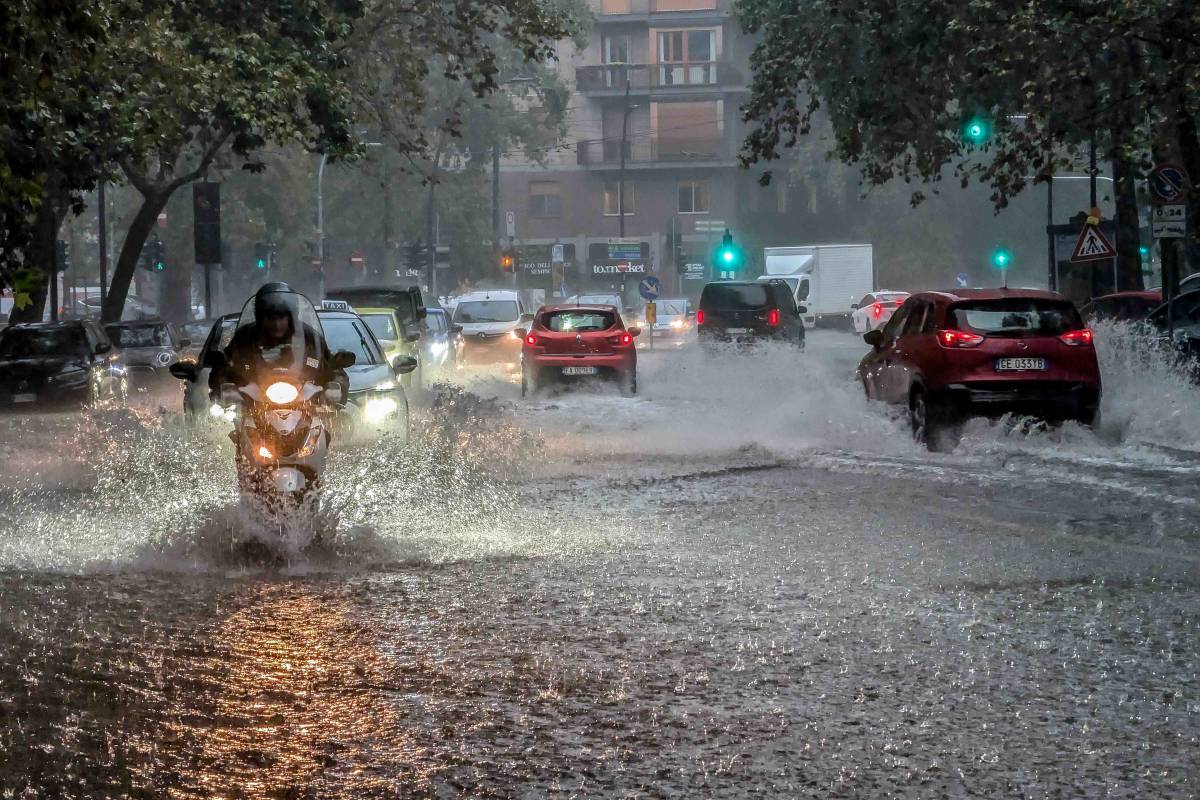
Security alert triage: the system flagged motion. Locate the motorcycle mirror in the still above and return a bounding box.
[330,350,357,369]
[169,361,197,382]
[203,349,226,370]
[393,356,418,375]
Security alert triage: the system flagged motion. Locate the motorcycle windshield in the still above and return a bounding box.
[230,290,327,386]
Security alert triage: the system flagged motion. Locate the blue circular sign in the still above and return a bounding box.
[955,272,970,287]
[1152,164,1188,203]
[638,276,662,301]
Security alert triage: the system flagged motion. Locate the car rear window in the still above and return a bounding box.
[951,299,1082,336]
[701,284,769,309]
[361,313,398,341]
[105,325,172,348]
[0,327,88,358]
[454,300,519,323]
[542,310,616,332]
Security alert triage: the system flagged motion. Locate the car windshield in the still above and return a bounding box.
[361,313,398,341]
[106,325,171,348]
[543,310,616,332]
[952,299,1083,336]
[702,284,769,309]
[0,327,89,358]
[322,317,382,365]
[658,299,688,317]
[454,300,519,323]
[423,312,447,333]
[182,322,211,340]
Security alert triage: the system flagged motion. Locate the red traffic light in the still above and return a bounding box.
[500,252,515,272]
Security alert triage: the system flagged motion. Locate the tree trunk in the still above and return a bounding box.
[1111,154,1144,292]
[102,191,170,322]
[9,201,67,324]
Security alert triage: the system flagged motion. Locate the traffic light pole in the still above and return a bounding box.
[316,153,328,298]
[98,182,108,306]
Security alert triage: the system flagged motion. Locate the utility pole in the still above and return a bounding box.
[316,152,328,299]
[98,182,108,307]
[618,76,632,238]
[1046,174,1055,291]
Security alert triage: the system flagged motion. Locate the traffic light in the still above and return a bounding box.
[406,241,426,271]
[962,116,991,146]
[140,237,166,272]
[990,246,1011,270]
[254,242,270,271]
[499,249,516,273]
[714,229,742,271]
[270,244,279,270]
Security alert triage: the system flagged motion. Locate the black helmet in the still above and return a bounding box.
[253,282,299,334]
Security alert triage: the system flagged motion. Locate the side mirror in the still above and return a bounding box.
[797,305,808,315]
[330,350,357,370]
[451,324,463,334]
[393,356,418,375]
[179,337,192,348]
[203,349,226,370]
[521,313,535,323]
[514,328,528,340]
[323,383,344,405]
[94,342,112,355]
[864,330,884,349]
[628,326,642,337]
[169,361,198,381]
[850,303,859,310]
[405,331,421,343]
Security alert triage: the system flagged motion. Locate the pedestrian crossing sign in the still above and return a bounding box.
[1070,222,1116,263]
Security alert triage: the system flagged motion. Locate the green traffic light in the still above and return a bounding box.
[963,117,990,145]
[153,261,165,272]
[1138,245,1150,257]
[990,248,1011,269]
[722,249,734,263]
[256,258,267,270]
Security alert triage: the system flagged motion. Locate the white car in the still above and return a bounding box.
[452,290,531,367]
[851,291,910,333]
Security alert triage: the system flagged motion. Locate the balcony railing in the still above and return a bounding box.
[596,0,725,15]
[576,62,742,92]
[576,137,730,165]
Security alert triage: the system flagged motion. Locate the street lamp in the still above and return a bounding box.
[316,141,382,297]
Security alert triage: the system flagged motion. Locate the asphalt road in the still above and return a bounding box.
[0,327,1197,798]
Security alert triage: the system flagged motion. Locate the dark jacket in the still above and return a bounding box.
[210,322,347,401]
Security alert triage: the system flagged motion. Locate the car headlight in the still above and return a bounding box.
[208,403,237,422]
[364,396,399,423]
[671,319,685,329]
[430,341,447,356]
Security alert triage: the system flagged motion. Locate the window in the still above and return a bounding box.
[656,29,716,85]
[361,313,399,342]
[655,101,720,157]
[603,181,635,216]
[678,180,710,213]
[600,0,631,13]
[880,304,910,342]
[105,324,172,348]
[900,302,927,336]
[454,301,520,324]
[320,319,383,366]
[528,181,561,218]
[602,34,630,64]
[700,283,769,310]
[950,299,1083,336]
[542,310,616,332]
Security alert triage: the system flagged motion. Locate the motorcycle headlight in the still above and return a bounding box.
[265,381,299,404]
[364,395,398,423]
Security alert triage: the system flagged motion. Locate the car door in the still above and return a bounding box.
[853,294,874,332]
[889,300,931,400]
[185,315,237,415]
[875,302,914,403]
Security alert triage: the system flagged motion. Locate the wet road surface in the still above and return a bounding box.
[1,328,1197,798]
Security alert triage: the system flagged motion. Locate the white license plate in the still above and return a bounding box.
[995,357,1046,371]
[725,327,749,335]
[12,393,36,403]
[562,366,598,376]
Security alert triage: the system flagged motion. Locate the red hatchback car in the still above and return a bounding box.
[519,304,641,396]
[858,289,1101,448]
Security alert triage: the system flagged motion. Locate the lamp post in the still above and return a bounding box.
[316,141,382,298]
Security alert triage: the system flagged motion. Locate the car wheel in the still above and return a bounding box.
[521,365,538,398]
[911,388,959,452]
[620,368,638,397]
[1077,405,1100,429]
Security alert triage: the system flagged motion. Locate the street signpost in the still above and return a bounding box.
[505,210,516,239]
[638,275,662,301]
[1070,223,1117,263]
[955,272,970,288]
[1151,164,1188,204]
[1152,204,1186,239]
[1149,163,1190,339]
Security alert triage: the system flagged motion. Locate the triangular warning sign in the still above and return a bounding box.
[1070,224,1116,263]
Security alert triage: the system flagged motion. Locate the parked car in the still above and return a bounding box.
[420,306,460,374]
[170,313,239,418]
[0,320,127,410]
[453,290,531,367]
[696,280,806,350]
[851,291,910,333]
[1180,272,1200,295]
[1144,289,1200,381]
[858,288,1100,449]
[1080,290,1162,323]
[104,319,188,389]
[519,304,640,396]
[179,319,218,361]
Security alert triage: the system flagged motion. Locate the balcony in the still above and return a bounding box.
[575,62,744,94]
[576,137,732,166]
[595,0,728,19]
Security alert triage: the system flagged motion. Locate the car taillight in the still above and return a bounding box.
[1059,329,1094,346]
[937,329,985,348]
[696,309,706,325]
[524,333,539,346]
[872,302,884,318]
[618,332,633,346]
[767,308,780,326]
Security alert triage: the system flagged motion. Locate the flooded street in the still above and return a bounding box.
[1,330,1198,798]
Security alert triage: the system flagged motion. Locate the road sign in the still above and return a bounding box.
[955,272,970,287]
[645,302,657,325]
[682,262,705,280]
[1151,163,1188,204]
[1152,204,1187,238]
[551,243,564,263]
[1070,223,1116,262]
[505,210,515,238]
[638,276,662,300]
[693,219,727,232]
[349,250,366,268]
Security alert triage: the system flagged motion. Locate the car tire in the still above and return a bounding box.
[521,365,538,398]
[620,368,638,397]
[910,388,959,452]
[1077,405,1100,429]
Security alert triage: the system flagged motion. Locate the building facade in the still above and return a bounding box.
[498,0,752,304]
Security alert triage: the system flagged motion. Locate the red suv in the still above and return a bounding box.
[858,289,1101,448]
[519,305,641,396]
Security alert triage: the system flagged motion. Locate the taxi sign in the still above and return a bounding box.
[320,299,355,313]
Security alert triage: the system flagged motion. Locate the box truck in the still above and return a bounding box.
[757,244,874,328]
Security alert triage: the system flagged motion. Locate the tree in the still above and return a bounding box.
[735,0,1200,289]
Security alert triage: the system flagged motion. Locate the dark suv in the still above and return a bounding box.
[696,280,806,349]
[858,288,1101,449]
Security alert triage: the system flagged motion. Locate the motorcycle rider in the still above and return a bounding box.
[211,282,348,402]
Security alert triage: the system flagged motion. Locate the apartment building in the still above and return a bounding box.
[497,0,752,302]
